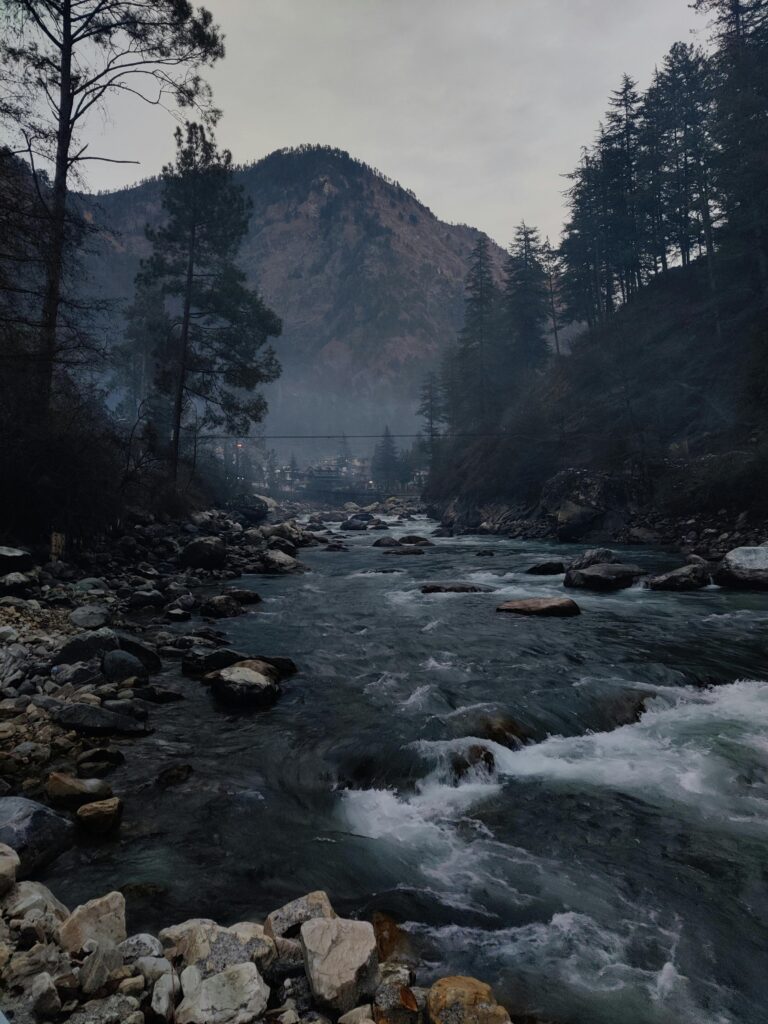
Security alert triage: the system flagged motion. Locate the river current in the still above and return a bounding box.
[42,517,768,1024]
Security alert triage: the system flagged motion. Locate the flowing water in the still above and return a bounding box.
[42,518,768,1024]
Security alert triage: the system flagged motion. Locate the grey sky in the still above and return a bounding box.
[85,0,703,244]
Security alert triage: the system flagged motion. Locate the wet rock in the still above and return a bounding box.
[714,546,768,590]
[421,583,493,594]
[0,797,74,875]
[627,526,661,545]
[450,745,496,781]
[207,659,281,708]
[525,561,565,576]
[265,891,337,940]
[300,917,379,1013]
[53,703,148,736]
[372,913,416,966]
[180,537,227,570]
[176,961,270,1024]
[382,547,424,556]
[128,588,165,609]
[372,537,401,548]
[76,747,125,778]
[563,563,644,591]
[76,797,123,835]
[399,536,433,547]
[497,597,580,617]
[102,649,148,682]
[201,595,245,620]
[155,762,194,787]
[474,714,532,748]
[58,891,126,953]
[70,604,111,630]
[647,563,709,591]
[46,772,112,809]
[55,628,118,665]
[225,588,262,605]
[567,548,620,571]
[0,546,33,574]
[116,636,163,674]
[262,550,304,574]
[426,977,510,1024]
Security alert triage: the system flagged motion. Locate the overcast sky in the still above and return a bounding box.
[83,0,703,244]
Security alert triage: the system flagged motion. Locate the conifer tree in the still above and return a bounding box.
[417,372,441,465]
[139,122,282,484]
[499,222,549,386]
[371,426,400,492]
[456,236,498,429]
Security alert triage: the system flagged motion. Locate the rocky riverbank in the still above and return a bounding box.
[430,468,768,562]
[0,854,523,1024]
[6,496,540,1024]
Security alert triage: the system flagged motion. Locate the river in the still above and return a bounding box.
[41,516,768,1024]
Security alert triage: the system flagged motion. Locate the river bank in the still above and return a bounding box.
[2,503,768,1023]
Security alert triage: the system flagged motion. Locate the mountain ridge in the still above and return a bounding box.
[82,145,506,447]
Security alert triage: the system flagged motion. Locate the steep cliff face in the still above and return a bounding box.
[84,145,504,440]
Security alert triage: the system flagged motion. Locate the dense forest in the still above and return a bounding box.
[424,0,768,520]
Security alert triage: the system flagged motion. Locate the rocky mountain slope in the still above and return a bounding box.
[84,146,504,445]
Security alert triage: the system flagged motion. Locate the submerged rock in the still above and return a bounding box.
[525,561,565,576]
[200,594,244,619]
[46,771,112,808]
[497,597,580,617]
[421,582,493,594]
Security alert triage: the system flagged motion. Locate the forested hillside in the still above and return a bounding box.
[424,0,768,526]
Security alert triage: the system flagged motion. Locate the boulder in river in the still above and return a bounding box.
[421,582,493,594]
[262,549,304,574]
[497,597,580,617]
[399,535,433,546]
[117,635,163,674]
[180,537,227,570]
[206,659,281,708]
[301,917,379,1012]
[714,546,768,590]
[427,977,510,1024]
[564,563,644,591]
[525,561,565,576]
[0,797,74,875]
[647,563,710,591]
[102,648,148,682]
[567,548,620,571]
[46,771,112,808]
[383,546,424,556]
[200,594,244,619]
[76,797,123,835]
[372,537,401,548]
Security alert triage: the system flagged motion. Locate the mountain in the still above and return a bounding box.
[83,145,504,453]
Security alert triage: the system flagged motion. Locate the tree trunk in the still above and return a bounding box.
[37,0,73,416]
[170,226,196,484]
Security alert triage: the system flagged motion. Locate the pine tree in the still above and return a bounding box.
[456,236,498,430]
[140,122,282,484]
[498,223,550,393]
[371,426,400,492]
[417,372,441,465]
[0,0,223,416]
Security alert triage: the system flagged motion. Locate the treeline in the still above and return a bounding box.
[425,0,768,510]
[0,1,282,540]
